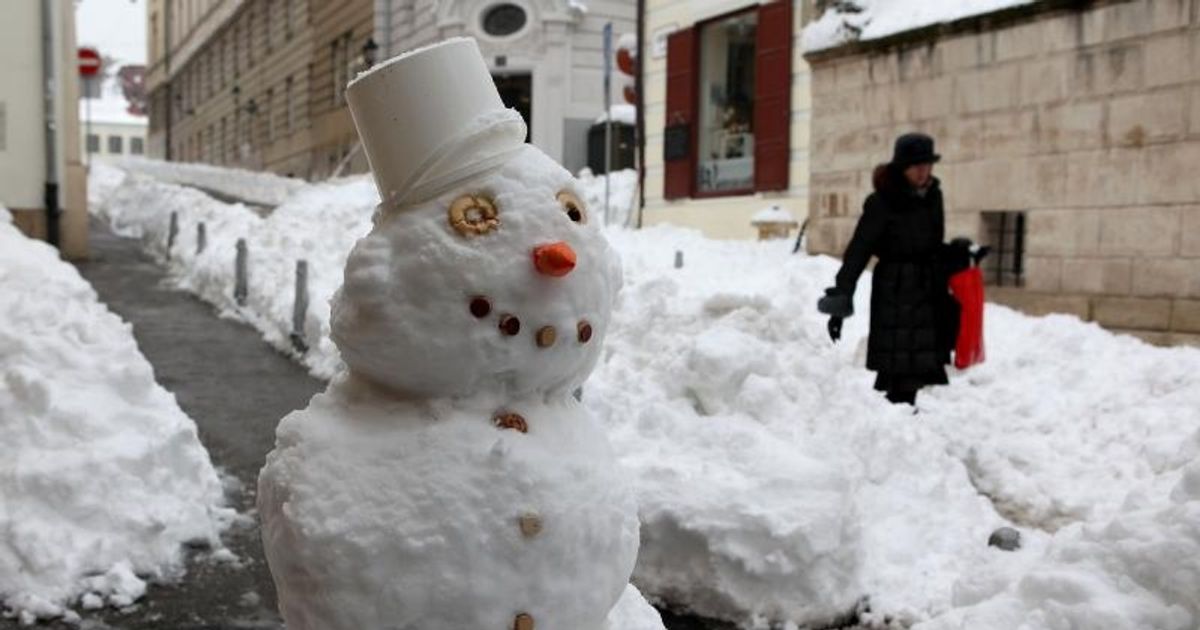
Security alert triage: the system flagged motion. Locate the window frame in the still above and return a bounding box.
[690,5,760,199]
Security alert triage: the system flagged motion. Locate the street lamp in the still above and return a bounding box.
[362,38,380,69]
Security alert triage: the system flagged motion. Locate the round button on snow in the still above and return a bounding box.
[577,320,593,343]
[493,412,528,433]
[535,326,557,348]
[513,613,535,630]
[469,296,492,318]
[518,513,543,537]
[499,314,521,336]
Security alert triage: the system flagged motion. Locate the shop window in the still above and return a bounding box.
[131,137,145,155]
[86,134,100,153]
[696,11,757,194]
[981,211,1026,287]
[108,135,123,154]
[662,0,792,200]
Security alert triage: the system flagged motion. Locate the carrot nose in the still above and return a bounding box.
[533,242,577,277]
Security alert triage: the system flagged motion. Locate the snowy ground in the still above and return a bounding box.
[0,207,233,624]
[89,161,1200,629]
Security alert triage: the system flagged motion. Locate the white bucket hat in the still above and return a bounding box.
[346,38,527,213]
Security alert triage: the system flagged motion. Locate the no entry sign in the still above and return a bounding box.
[78,47,101,77]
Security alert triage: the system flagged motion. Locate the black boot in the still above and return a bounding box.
[886,389,917,406]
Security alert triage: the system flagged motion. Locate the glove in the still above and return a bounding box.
[817,287,853,317]
[827,316,843,343]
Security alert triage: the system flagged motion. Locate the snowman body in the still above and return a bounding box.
[258,134,645,629]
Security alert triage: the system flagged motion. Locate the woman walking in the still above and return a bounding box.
[820,133,953,406]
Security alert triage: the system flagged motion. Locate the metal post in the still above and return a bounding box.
[167,211,179,257]
[234,239,248,306]
[196,222,207,254]
[290,259,309,353]
[40,0,60,248]
[674,250,683,269]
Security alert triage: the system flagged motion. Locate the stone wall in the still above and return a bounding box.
[805,0,1200,346]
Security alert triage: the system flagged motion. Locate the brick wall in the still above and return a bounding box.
[806,0,1200,346]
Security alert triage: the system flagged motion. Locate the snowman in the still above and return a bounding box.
[257,39,664,630]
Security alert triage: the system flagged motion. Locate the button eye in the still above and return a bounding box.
[448,194,499,236]
[556,191,587,224]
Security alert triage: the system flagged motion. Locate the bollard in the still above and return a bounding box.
[167,212,179,259]
[290,259,309,353]
[196,222,207,254]
[234,239,248,306]
[674,250,684,269]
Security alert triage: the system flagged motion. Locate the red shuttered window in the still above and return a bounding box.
[663,28,697,200]
[661,0,793,200]
[754,0,793,192]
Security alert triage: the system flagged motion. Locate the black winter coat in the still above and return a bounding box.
[835,164,951,391]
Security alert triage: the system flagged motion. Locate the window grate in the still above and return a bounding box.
[980,211,1026,287]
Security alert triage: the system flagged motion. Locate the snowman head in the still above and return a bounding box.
[331,146,621,399]
[334,38,622,399]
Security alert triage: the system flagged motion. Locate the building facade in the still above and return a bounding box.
[0,0,88,258]
[804,0,1200,346]
[638,0,817,239]
[373,0,635,174]
[146,0,374,179]
[146,0,629,180]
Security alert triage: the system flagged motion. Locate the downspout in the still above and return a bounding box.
[40,0,60,247]
[164,0,173,160]
[634,0,646,227]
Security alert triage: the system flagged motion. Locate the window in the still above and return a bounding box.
[265,0,273,53]
[131,137,145,155]
[108,135,124,154]
[284,0,293,39]
[86,133,100,153]
[220,117,227,163]
[266,88,275,141]
[981,211,1026,287]
[331,33,351,105]
[482,4,527,37]
[662,0,792,200]
[696,11,757,194]
[247,5,256,67]
[219,35,226,87]
[285,75,295,133]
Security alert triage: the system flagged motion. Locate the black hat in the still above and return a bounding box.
[891,133,941,168]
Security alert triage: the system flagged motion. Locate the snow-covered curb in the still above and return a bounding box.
[113,156,306,207]
[90,161,1200,629]
[0,207,233,624]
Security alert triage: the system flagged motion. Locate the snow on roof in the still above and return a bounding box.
[595,104,637,125]
[802,0,1037,53]
[750,205,797,225]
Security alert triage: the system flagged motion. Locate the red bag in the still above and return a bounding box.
[948,267,986,369]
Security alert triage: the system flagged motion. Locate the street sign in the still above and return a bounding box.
[78,47,101,77]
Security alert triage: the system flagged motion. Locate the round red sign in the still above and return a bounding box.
[78,47,101,77]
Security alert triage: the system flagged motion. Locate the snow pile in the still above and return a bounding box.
[577,168,639,228]
[88,160,1200,629]
[803,0,1037,52]
[596,103,638,126]
[114,156,307,207]
[90,165,376,378]
[918,448,1200,630]
[0,209,232,623]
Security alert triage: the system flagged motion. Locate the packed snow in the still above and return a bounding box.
[803,0,1037,52]
[0,207,232,624]
[90,160,1200,629]
[596,103,638,126]
[114,157,307,207]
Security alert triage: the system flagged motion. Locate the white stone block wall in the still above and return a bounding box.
[806,0,1200,345]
